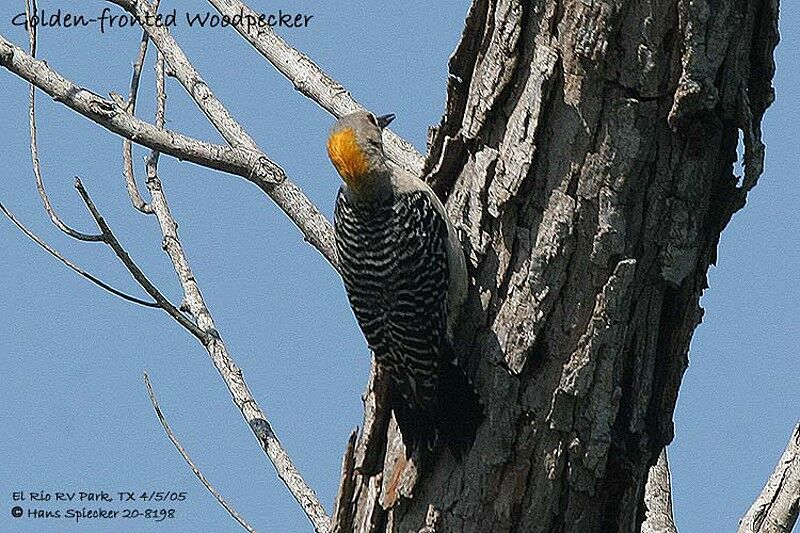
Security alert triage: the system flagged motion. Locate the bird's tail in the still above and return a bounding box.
[435,358,483,461]
[390,355,483,461]
[390,383,438,456]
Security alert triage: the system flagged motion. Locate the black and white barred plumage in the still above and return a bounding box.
[335,187,482,458]
[327,111,482,459]
[336,189,448,406]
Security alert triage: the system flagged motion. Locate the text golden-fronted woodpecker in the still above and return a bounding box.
[327,111,483,459]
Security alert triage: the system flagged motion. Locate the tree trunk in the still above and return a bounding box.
[334,0,780,531]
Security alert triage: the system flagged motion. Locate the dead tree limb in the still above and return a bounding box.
[122,16,156,214]
[24,0,102,241]
[135,51,331,531]
[0,202,157,308]
[0,34,338,266]
[3,23,332,529]
[739,423,800,533]
[144,372,258,533]
[642,449,679,533]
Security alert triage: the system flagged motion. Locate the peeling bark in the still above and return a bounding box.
[337,0,780,531]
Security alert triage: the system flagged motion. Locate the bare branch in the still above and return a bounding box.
[11,10,202,337]
[204,0,424,176]
[143,372,257,533]
[0,36,250,175]
[0,34,337,266]
[107,0,339,267]
[136,58,332,532]
[108,0,258,151]
[0,201,158,308]
[122,22,155,214]
[72,177,206,340]
[642,449,679,533]
[739,423,800,533]
[24,0,103,242]
[0,32,337,267]
[125,27,149,111]
[145,50,166,182]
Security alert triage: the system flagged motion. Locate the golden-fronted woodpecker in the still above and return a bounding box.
[327,111,482,459]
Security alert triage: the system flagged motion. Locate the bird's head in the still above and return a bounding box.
[327,111,395,192]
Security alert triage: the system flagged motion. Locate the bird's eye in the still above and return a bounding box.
[367,114,378,126]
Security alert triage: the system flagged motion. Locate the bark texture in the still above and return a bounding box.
[336,0,780,531]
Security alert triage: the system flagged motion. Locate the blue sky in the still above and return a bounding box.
[0,1,797,532]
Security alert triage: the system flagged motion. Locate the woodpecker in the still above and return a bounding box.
[327,111,483,459]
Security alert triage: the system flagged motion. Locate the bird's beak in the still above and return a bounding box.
[376,114,396,129]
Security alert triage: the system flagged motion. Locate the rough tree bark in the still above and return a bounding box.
[334,0,780,531]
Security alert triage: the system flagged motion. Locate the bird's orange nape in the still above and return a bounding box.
[327,128,369,187]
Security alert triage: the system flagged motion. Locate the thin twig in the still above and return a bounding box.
[143,373,258,533]
[72,177,206,341]
[126,26,150,110]
[145,50,166,181]
[0,34,338,267]
[10,6,346,531]
[122,13,156,214]
[139,51,331,533]
[109,0,259,150]
[13,8,203,339]
[24,0,103,241]
[0,36,250,178]
[0,201,158,308]
[204,0,424,176]
[106,0,338,266]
